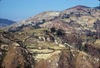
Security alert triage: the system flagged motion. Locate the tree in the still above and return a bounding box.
[50,27,56,33]
[56,29,65,36]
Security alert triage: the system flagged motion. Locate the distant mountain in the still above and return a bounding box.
[0,18,16,28]
[95,6,100,9]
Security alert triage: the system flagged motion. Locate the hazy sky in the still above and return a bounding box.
[0,0,99,21]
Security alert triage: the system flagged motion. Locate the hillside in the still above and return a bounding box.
[0,5,100,68]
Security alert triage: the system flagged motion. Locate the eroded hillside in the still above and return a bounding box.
[0,5,100,68]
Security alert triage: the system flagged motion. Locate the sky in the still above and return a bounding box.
[0,0,99,21]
